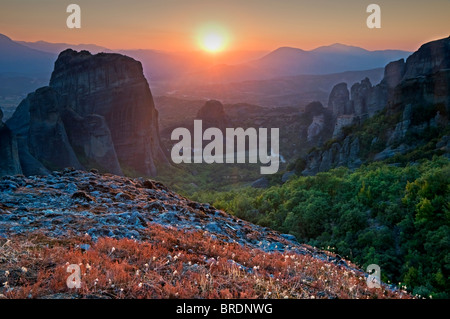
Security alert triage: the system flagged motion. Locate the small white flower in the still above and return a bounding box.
[5,271,9,277]
[21,267,28,273]
[138,283,143,288]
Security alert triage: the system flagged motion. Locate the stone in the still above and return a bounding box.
[0,108,22,177]
[196,100,231,131]
[403,36,450,80]
[382,59,406,89]
[350,78,372,116]
[302,37,450,176]
[6,49,168,177]
[328,83,352,117]
[50,49,167,176]
[62,108,123,175]
[251,177,269,188]
[281,234,298,243]
[307,114,325,142]
[281,171,295,183]
[26,87,84,171]
[333,115,356,137]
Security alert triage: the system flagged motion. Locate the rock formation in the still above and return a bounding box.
[196,100,231,130]
[302,136,361,176]
[0,107,22,176]
[303,36,450,175]
[330,77,389,137]
[26,87,84,171]
[382,59,406,89]
[402,36,450,81]
[328,82,352,117]
[4,49,167,177]
[302,101,333,145]
[49,50,167,176]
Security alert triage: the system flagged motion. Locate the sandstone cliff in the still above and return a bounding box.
[0,107,22,176]
[3,49,167,177]
[302,36,450,175]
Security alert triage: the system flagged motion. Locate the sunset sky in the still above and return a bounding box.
[1,0,449,52]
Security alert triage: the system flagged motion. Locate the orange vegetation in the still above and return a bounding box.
[0,224,411,299]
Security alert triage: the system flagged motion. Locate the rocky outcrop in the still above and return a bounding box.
[6,93,51,176]
[307,114,325,142]
[196,100,231,130]
[6,49,167,177]
[62,108,123,175]
[303,101,333,144]
[0,108,22,176]
[382,59,406,89]
[331,77,388,137]
[26,87,84,171]
[302,136,361,175]
[251,177,269,188]
[402,36,450,80]
[49,49,167,176]
[389,37,450,113]
[328,83,352,117]
[303,36,450,175]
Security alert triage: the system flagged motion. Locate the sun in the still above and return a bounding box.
[197,24,229,53]
[203,32,225,52]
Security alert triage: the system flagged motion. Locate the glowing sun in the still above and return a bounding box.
[203,32,225,52]
[198,25,229,53]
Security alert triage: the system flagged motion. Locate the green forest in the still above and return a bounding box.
[190,156,450,298]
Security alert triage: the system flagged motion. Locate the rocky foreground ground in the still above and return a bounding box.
[0,169,410,298]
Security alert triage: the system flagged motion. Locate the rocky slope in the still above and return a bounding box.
[3,50,167,177]
[0,169,409,299]
[302,36,450,175]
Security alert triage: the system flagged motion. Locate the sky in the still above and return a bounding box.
[0,0,449,52]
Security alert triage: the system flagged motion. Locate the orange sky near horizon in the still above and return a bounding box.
[0,0,449,53]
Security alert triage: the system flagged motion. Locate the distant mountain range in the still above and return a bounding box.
[1,33,411,81]
[16,39,112,55]
[0,34,56,77]
[248,44,411,77]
